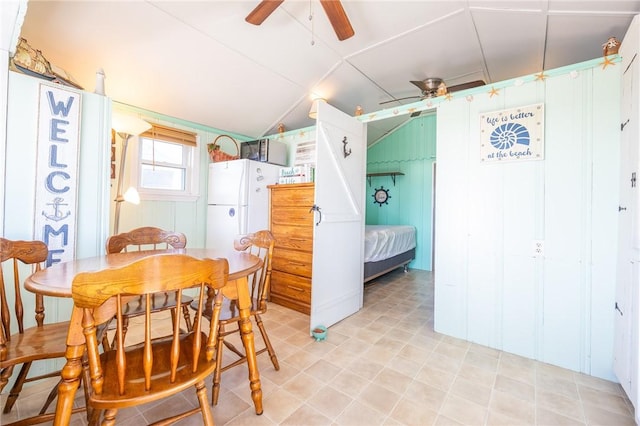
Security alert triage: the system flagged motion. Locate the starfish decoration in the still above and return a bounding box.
[488,87,500,98]
[407,108,417,114]
[534,72,547,81]
[445,93,453,101]
[601,56,616,69]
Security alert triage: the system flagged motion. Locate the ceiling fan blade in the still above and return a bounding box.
[447,80,486,93]
[319,0,354,41]
[410,80,427,91]
[246,0,284,25]
[379,95,421,105]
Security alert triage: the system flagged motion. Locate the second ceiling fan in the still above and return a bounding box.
[246,0,355,41]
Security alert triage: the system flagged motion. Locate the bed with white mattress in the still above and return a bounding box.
[363,225,416,282]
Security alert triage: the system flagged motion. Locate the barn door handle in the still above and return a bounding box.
[309,205,322,226]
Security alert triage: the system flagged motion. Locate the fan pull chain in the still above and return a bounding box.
[309,0,315,45]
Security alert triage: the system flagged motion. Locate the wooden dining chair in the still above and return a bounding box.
[0,237,85,424]
[72,253,228,425]
[105,226,193,345]
[193,230,279,405]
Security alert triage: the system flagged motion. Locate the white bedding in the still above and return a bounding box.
[364,225,416,263]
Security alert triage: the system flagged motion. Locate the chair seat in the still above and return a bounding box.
[122,292,194,317]
[90,332,215,409]
[0,321,70,366]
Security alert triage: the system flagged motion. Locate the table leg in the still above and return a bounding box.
[235,277,263,415]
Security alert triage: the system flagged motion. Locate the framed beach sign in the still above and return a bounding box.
[479,103,544,163]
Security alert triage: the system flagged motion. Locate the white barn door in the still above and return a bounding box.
[310,101,366,332]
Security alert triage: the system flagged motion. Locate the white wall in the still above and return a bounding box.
[434,60,621,380]
[3,71,111,377]
[1,0,28,236]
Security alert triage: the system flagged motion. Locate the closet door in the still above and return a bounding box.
[615,27,640,420]
[310,101,367,332]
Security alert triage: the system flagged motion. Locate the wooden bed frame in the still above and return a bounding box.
[363,247,415,283]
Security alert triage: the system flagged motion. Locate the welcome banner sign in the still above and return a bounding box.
[34,83,81,266]
[479,103,544,163]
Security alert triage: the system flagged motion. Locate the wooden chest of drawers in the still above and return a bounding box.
[268,183,314,314]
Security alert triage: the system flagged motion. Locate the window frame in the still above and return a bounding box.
[129,125,200,202]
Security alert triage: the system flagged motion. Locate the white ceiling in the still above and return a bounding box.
[17,0,640,144]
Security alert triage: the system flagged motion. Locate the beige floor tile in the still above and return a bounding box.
[573,372,625,396]
[280,372,322,400]
[536,406,586,426]
[398,342,432,364]
[335,400,387,426]
[463,351,499,373]
[456,362,497,388]
[329,369,370,398]
[497,357,536,385]
[365,345,399,365]
[434,414,465,425]
[537,370,580,400]
[578,384,634,417]
[282,349,320,370]
[440,394,488,425]
[427,351,465,373]
[260,388,304,424]
[536,388,585,422]
[582,403,637,426]
[450,376,493,407]
[280,403,332,425]
[403,379,447,412]
[347,357,386,381]
[435,341,469,360]
[489,389,535,424]
[486,409,534,426]
[372,367,414,395]
[415,364,457,392]
[306,384,352,419]
[494,374,535,403]
[390,397,439,425]
[304,359,342,383]
[358,382,402,414]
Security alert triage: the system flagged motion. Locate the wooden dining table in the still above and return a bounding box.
[24,247,264,425]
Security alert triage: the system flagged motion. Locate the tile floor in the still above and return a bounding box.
[2,269,637,425]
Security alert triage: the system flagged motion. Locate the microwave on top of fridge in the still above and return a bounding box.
[239,138,287,166]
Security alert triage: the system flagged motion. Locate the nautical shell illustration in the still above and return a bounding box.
[490,122,530,150]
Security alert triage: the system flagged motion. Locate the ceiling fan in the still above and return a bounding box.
[380,78,486,105]
[245,0,355,41]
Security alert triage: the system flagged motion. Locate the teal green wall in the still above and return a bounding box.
[366,113,437,271]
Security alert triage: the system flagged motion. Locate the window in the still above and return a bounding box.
[134,123,200,201]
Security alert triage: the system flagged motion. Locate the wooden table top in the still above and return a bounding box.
[25,248,262,298]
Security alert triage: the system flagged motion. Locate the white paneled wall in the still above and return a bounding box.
[3,71,111,378]
[434,61,621,381]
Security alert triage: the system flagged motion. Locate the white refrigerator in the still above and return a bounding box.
[206,159,281,251]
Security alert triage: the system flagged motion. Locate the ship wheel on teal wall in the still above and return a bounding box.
[372,186,390,206]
